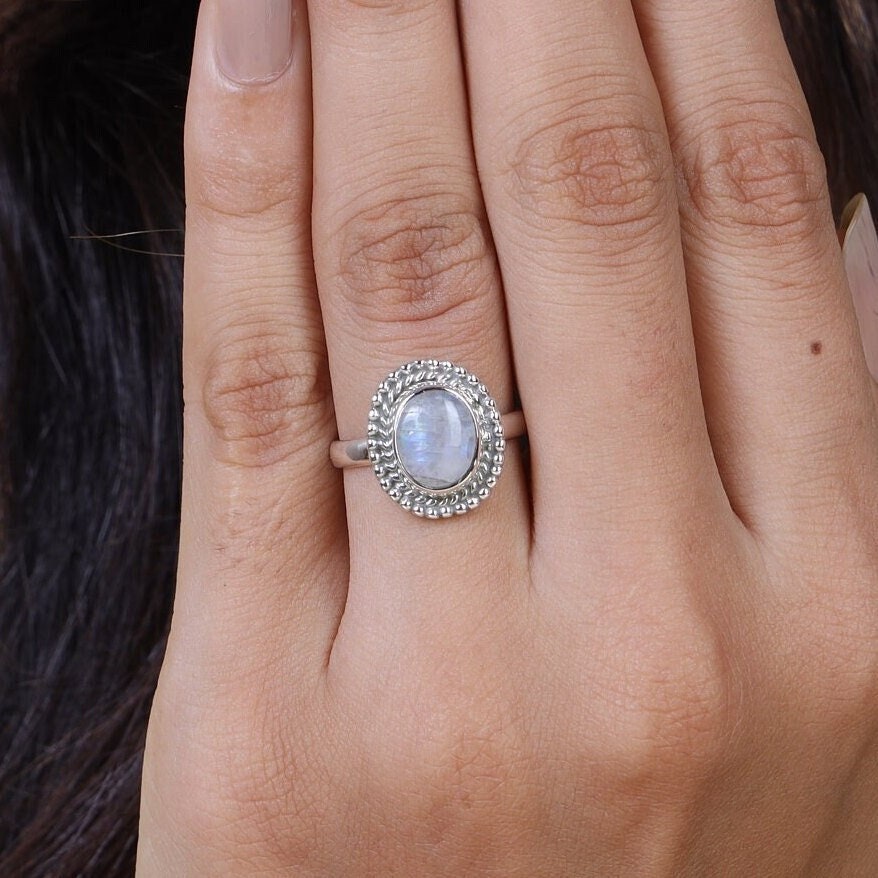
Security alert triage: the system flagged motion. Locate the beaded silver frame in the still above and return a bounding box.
[367,360,506,518]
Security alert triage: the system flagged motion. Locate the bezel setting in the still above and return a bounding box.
[367,360,506,518]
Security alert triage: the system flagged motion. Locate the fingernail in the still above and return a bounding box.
[841,193,878,381]
[215,0,294,86]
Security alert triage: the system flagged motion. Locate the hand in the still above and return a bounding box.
[137,0,878,873]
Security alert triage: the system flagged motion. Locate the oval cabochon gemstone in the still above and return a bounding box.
[394,388,479,490]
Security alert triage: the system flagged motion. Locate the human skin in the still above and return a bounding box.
[136,0,878,874]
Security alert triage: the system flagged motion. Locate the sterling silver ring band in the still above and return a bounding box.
[330,360,526,518]
[330,411,526,469]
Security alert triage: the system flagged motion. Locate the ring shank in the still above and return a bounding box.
[330,410,527,469]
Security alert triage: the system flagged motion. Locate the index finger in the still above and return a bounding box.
[175,0,345,684]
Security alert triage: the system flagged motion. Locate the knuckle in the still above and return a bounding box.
[199,326,331,470]
[328,0,431,13]
[364,668,532,831]
[583,603,730,793]
[335,193,494,329]
[506,112,671,237]
[422,732,518,818]
[187,128,302,223]
[391,709,529,843]
[219,712,326,867]
[678,114,829,241]
[792,585,878,729]
[767,519,878,730]
[824,644,878,731]
[163,702,325,869]
[614,663,727,788]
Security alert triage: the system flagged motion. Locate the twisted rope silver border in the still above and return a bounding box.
[367,360,506,518]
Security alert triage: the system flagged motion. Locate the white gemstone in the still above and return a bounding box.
[395,389,478,490]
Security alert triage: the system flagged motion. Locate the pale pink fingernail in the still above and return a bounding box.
[841,193,878,381]
[215,0,294,86]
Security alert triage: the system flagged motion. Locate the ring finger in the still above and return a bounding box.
[631,0,878,539]
[307,0,530,653]
[458,0,728,585]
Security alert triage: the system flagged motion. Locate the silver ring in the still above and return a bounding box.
[330,360,526,518]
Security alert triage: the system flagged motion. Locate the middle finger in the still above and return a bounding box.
[459,0,728,571]
[308,0,530,643]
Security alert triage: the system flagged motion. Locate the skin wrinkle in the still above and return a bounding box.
[2,0,878,874]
